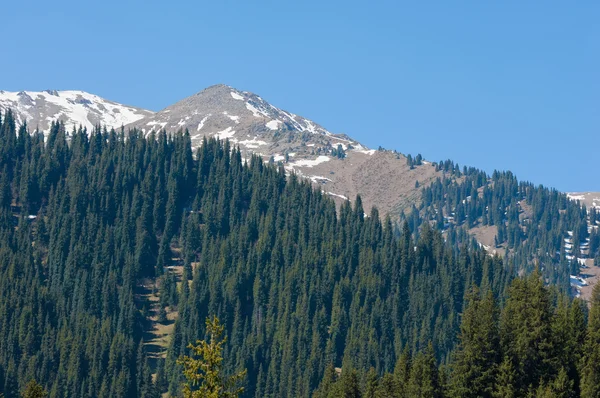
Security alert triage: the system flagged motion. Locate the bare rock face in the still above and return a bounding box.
[0,89,153,133]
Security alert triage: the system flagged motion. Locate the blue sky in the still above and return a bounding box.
[2,1,598,191]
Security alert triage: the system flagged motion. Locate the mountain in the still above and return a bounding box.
[126,84,442,215]
[126,84,335,143]
[0,85,598,397]
[0,84,437,216]
[3,85,597,246]
[0,89,153,133]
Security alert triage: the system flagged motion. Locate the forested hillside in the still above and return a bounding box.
[314,273,600,398]
[0,110,512,397]
[406,160,599,291]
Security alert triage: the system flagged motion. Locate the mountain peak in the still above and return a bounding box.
[0,84,444,222]
[183,84,247,106]
[125,84,340,145]
[202,83,232,90]
[194,84,234,96]
[0,89,153,133]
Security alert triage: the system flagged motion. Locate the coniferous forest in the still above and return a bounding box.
[0,108,599,397]
[412,162,599,288]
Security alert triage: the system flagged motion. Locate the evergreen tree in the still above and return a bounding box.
[177,316,246,398]
[580,284,600,397]
[21,380,47,398]
[448,289,500,398]
[406,344,441,398]
[499,270,555,395]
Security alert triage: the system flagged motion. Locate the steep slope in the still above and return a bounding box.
[0,89,153,133]
[127,84,442,215]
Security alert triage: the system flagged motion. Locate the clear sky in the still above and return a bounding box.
[1,1,598,191]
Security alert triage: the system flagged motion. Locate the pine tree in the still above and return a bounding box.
[406,344,441,398]
[364,368,378,398]
[448,289,500,398]
[177,316,246,398]
[21,380,47,398]
[499,270,554,395]
[331,369,361,398]
[492,356,516,398]
[580,284,600,397]
[312,364,337,398]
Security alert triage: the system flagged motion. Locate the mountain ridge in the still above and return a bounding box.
[1,84,596,216]
[0,89,153,133]
[2,84,599,313]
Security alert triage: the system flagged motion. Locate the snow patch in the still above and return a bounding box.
[355,149,376,155]
[230,91,244,100]
[146,121,167,131]
[223,112,240,124]
[291,156,331,168]
[197,114,210,131]
[238,137,268,149]
[327,192,349,201]
[567,194,586,201]
[570,275,588,287]
[214,127,235,140]
[246,102,270,118]
[266,120,281,130]
[308,175,332,184]
[246,102,263,118]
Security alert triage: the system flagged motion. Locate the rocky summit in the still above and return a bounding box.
[125,84,442,215]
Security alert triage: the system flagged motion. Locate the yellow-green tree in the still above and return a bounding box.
[178,316,246,398]
[21,380,47,398]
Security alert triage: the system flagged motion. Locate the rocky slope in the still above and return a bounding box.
[0,89,153,133]
[125,84,442,215]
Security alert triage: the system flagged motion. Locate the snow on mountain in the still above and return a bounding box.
[123,84,443,217]
[3,84,442,218]
[567,192,600,210]
[0,90,153,133]
[125,84,336,143]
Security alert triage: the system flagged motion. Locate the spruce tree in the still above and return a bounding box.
[580,284,600,398]
[448,289,500,398]
[177,316,246,398]
[499,270,554,395]
[406,344,441,398]
[21,380,47,398]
